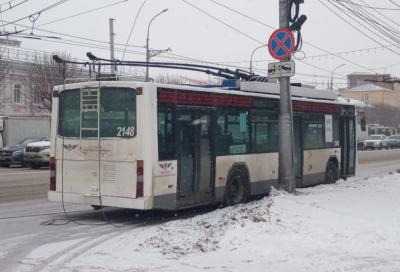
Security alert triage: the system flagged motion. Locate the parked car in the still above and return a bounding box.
[363,134,389,150]
[23,138,50,169]
[357,139,365,151]
[0,137,47,167]
[388,134,400,149]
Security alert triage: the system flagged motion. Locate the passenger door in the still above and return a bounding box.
[176,107,215,207]
[293,116,304,187]
[341,116,356,177]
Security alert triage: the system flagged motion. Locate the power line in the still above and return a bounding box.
[37,0,130,29]
[0,18,144,49]
[341,0,400,41]
[320,0,400,56]
[207,0,375,72]
[0,0,70,28]
[0,0,29,15]
[336,0,400,10]
[365,0,400,29]
[180,0,351,77]
[389,0,400,8]
[122,0,147,61]
[0,0,19,6]
[181,0,264,44]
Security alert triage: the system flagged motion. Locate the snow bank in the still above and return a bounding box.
[22,173,400,272]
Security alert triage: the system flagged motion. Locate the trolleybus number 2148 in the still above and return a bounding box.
[48,81,358,211]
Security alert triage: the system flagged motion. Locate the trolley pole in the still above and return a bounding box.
[278,0,296,193]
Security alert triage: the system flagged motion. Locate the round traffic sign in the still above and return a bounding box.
[268,28,295,60]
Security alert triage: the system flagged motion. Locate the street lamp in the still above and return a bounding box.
[249,44,268,75]
[330,64,346,91]
[145,8,168,82]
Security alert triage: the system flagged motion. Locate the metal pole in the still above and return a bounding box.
[278,0,295,193]
[250,44,267,75]
[330,64,346,91]
[109,18,116,74]
[145,9,168,82]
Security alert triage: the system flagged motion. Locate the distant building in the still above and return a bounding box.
[341,73,400,109]
[0,60,49,117]
[347,73,394,90]
[0,38,50,117]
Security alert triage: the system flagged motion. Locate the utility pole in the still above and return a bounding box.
[109,18,116,75]
[278,0,295,193]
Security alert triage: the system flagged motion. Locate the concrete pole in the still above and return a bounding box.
[278,0,295,193]
[109,18,116,74]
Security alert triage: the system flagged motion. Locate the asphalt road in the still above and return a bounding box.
[1,149,400,203]
[0,166,49,203]
[0,150,400,271]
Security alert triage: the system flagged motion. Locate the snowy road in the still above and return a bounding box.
[0,155,399,271]
[0,167,48,203]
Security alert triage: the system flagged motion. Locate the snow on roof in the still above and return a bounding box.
[337,97,368,107]
[346,83,393,92]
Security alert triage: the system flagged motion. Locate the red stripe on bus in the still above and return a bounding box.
[159,89,341,113]
[159,90,253,108]
[293,101,341,113]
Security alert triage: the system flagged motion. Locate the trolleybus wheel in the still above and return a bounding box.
[225,168,247,205]
[325,161,339,184]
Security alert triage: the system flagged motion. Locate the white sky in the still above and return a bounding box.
[1,0,400,88]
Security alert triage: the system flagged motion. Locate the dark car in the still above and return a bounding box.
[357,139,365,151]
[0,137,47,167]
[388,135,400,149]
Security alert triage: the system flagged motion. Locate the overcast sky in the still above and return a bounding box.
[1,0,400,88]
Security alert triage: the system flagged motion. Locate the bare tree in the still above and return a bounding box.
[25,53,82,111]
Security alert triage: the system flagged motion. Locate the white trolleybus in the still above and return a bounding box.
[48,80,357,210]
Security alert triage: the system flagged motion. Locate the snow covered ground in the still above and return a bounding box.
[18,172,400,272]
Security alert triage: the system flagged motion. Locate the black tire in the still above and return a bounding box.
[225,168,248,205]
[325,161,339,184]
[1,163,10,168]
[31,164,41,169]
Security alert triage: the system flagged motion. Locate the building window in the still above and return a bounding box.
[13,84,21,104]
[33,89,40,104]
[362,93,369,103]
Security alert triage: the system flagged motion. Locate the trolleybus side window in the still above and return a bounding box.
[302,113,340,149]
[158,107,175,160]
[303,114,325,149]
[250,110,279,153]
[216,109,250,155]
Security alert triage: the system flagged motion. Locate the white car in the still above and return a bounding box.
[363,134,389,150]
[23,138,50,169]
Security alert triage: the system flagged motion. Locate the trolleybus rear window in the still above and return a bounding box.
[58,87,136,138]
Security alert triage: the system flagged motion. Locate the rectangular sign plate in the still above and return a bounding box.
[268,61,295,78]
